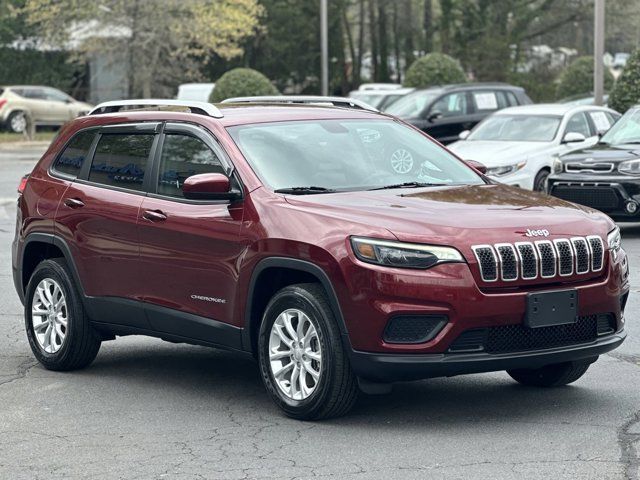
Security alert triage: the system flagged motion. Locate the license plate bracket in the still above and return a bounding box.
[525,289,578,328]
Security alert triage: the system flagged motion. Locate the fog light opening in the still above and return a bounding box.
[625,200,638,214]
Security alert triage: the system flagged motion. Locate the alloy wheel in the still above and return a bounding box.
[10,112,26,133]
[31,278,68,354]
[268,308,322,401]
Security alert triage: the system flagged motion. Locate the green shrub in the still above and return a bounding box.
[556,56,614,100]
[609,49,640,113]
[403,53,466,88]
[210,68,279,102]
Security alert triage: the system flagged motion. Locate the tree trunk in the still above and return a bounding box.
[423,0,433,53]
[440,0,453,54]
[368,0,378,81]
[403,0,415,69]
[392,1,401,83]
[377,0,389,81]
[343,7,357,88]
[127,0,140,98]
[355,0,365,84]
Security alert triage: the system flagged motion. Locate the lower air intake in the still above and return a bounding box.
[383,315,447,344]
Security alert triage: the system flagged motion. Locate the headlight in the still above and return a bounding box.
[552,156,563,173]
[351,237,464,269]
[618,159,640,174]
[486,161,527,177]
[608,226,621,259]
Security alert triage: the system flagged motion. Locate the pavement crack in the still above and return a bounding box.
[0,358,38,388]
[618,410,640,480]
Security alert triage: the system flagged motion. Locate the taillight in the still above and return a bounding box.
[18,174,29,194]
[0,99,7,110]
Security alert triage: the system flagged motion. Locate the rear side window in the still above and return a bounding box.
[88,133,154,191]
[472,91,499,112]
[53,130,95,178]
[157,134,225,198]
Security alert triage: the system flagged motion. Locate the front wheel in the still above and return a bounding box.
[258,283,359,420]
[533,169,550,192]
[507,358,596,387]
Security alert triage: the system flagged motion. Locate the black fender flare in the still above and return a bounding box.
[18,233,85,301]
[242,257,350,353]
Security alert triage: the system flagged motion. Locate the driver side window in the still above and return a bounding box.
[565,112,592,138]
[429,92,469,118]
[157,134,225,198]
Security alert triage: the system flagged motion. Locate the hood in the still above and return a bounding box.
[448,140,552,167]
[284,183,612,247]
[561,143,640,164]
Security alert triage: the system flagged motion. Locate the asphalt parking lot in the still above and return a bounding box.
[0,145,638,480]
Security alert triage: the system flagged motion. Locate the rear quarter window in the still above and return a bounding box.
[52,130,96,178]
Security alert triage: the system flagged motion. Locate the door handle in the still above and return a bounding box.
[63,198,85,209]
[142,209,167,222]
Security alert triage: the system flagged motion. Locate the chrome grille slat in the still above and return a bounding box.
[473,235,603,283]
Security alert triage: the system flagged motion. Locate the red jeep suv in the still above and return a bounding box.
[12,97,629,420]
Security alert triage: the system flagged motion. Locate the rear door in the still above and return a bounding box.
[136,123,245,345]
[54,123,159,329]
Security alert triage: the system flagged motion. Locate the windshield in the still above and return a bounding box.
[385,91,440,118]
[468,114,561,142]
[227,119,483,192]
[600,108,640,145]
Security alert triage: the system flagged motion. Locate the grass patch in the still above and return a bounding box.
[0,131,57,144]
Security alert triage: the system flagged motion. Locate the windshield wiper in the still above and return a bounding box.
[274,186,337,195]
[368,181,447,191]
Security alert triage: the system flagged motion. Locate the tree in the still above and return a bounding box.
[210,68,278,102]
[556,56,615,100]
[404,52,466,88]
[20,0,263,98]
[609,49,640,113]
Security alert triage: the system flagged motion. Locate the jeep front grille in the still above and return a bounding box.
[472,236,604,282]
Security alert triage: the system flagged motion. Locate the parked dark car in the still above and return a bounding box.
[385,83,532,144]
[548,105,640,220]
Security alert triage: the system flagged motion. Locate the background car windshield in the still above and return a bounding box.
[468,115,561,142]
[385,91,439,117]
[228,119,483,191]
[600,108,640,145]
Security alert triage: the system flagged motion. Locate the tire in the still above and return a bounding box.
[533,169,550,192]
[24,258,101,371]
[258,283,359,420]
[507,358,596,387]
[7,110,27,133]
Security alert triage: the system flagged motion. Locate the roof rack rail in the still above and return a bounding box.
[221,95,379,112]
[88,99,223,118]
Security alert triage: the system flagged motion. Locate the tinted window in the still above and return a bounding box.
[157,134,225,198]
[385,90,441,117]
[431,92,469,117]
[23,88,46,100]
[565,112,591,137]
[88,134,154,191]
[44,88,70,103]
[53,131,95,178]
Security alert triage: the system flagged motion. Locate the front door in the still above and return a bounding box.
[136,123,245,345]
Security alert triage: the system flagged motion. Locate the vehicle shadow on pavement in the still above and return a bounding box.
[67,340,616,426]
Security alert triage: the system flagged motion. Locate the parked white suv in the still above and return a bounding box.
[0,86,92,133]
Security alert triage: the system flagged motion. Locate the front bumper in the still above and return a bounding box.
[548,173,640,219]
[350,329,626,382]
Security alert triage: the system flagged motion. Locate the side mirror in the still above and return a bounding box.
[183,173,241,201]
[465,159,487,174]
[562,132,586,143]
[427,110,443,122]
[458,130,471,140]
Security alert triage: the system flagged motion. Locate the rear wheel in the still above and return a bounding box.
[507,358,595,387]
[258,283,358,420]
[7,110,27,133]
[24,258,101,371]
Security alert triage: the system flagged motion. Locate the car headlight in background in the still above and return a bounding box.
[351,237,464,269]
[552,156,563,173]
[608,226,621,259]
[618,159,640,174]
[485,161,527,177]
